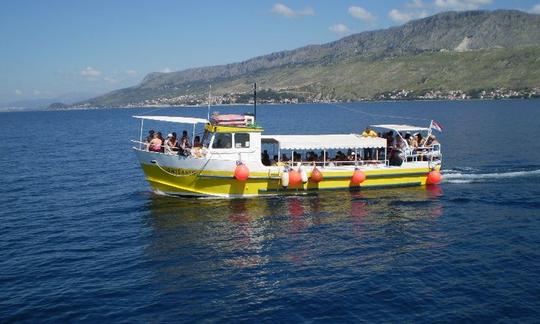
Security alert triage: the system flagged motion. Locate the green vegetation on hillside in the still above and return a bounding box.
[67,10,540,108]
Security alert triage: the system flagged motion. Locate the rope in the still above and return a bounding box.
[327,102,431,122]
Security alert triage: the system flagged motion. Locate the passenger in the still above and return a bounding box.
[361,126,378,138]
[178,131,191,155]
[425,135,439,147]
[146,130,155,143]
[261,150,271,166]
[404,133,412,145]
[164,133,177,155]
[180,130,190,148]
[361,127,377,160]
[416,133,424,147]
[171,132,179,152]
[156,132,165,152]
[410,133,419,148]
[272,155,279,165]
[394,135,406,150]
[193,136,202,148]
[385,131,394,148]
[281,154,289,162]
[148,133,162,152]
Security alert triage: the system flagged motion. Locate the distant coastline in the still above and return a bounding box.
[50,87,539,110]
[3,95,540,113]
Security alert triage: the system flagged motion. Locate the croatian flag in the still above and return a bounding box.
[431,120,443,132]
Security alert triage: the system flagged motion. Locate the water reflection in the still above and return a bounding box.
[144,187,445,291]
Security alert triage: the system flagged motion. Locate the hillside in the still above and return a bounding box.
[73,10,540,107]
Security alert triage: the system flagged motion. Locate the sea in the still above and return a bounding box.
[1,100,539,322]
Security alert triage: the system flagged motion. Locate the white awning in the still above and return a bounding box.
[371,124,431,132]
[261,134,386,150]
[133,115,208,124]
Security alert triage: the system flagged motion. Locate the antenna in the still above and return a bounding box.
[253,82,257,121]
[207,84,211,120]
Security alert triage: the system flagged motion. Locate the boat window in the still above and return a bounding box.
[234,133,250,148]
[212,133,232,149]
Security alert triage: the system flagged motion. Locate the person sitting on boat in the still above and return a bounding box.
[281,154,289,162]
[261,150,271,166]
[146,130,155,143]
[193,136,202,148]
[180,130,190,148]
[335,151,347,161]
[385,131,394,148]
[361,126,377,138]
[424,135,441,159]
[425,135,440,153]
[425,135,439,147]
[362,126,378,160]
[272,155,279,165]
[148,133,163,152]
[156,132,165,153]
[177,131,191,155]
[164,133,177,155]
[414,133,423,147]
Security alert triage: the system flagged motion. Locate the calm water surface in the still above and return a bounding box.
[1,101,539,322]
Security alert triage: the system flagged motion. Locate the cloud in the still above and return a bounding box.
[125,69,137,76]
[389,9,429,23]
[14,89,23,96]
[434,0,492,10]
[160,67,173,73]
[531,4,540,14]
[80,66,102,77]
[329,24,350,34]
[299,6,315,16]
[271,3,315,18]
[348,6,376,22]
[407,0,426,8]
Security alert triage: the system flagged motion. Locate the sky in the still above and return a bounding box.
[1,0,539,103]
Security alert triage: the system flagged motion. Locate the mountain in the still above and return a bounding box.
[2,92,97,111]
[74,10,540,107]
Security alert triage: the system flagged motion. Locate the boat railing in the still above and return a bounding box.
[276,159,388,169]
[131,140,208,158]
[402,144,442,162]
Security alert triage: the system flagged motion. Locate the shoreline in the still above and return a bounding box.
[2,97,539,113]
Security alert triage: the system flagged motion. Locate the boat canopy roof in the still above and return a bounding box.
[133,115,208,124]
[261,134,386,150]
[370,124,431,132]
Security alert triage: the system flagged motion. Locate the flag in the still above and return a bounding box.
[431,120,443,132]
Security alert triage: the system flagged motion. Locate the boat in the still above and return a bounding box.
[132,113,443,198]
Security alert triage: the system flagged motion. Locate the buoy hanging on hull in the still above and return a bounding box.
[281,170,289,188]
[426,170,442,185]
[310,167,323,183]
[288,169,302,187]
[299,166,308,183]
[234,162,249,181]
[351,169,366,185]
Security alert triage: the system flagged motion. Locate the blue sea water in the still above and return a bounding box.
[1,100,540,322]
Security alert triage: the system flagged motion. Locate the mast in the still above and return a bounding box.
[253,82,257,121]
[207,85,211,120]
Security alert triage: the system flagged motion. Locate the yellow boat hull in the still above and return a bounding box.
[140,163,440,198]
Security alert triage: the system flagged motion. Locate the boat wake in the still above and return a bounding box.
[443,168,540,184]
